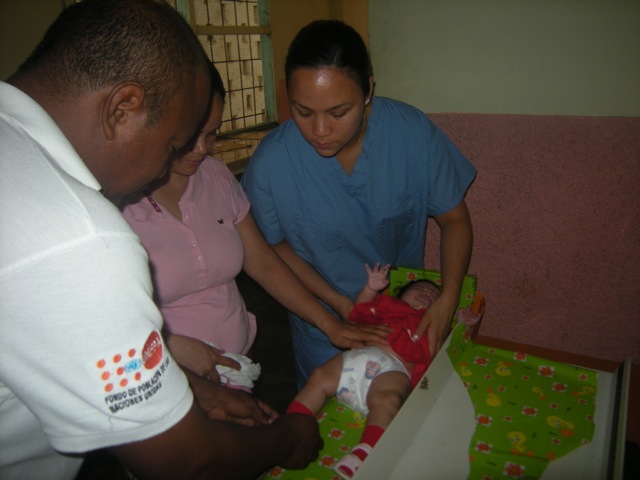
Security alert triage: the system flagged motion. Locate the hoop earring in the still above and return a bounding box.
[364,98,370,106]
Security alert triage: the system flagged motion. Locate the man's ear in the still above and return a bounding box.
[102,82,146,141]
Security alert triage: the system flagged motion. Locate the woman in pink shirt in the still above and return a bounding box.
[122,63,390,385]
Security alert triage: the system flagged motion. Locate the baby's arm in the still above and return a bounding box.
[455,292,485,336]
[354,263,391,304]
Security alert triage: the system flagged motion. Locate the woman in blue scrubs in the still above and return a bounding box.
[242,20,476,388]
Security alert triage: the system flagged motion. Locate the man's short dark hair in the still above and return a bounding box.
[18,0,208,125]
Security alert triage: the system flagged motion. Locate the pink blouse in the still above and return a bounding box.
[122,157,256,354]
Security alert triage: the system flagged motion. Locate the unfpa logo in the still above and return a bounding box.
[96,331,164,393]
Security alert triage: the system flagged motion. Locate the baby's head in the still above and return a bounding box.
[397,280,441,311]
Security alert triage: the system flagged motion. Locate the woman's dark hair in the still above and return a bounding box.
[209,61,227,101]
[285,19,372,96]
[18,0,209,126]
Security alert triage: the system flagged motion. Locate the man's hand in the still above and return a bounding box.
[166,334,240,382]
[275,414,323,470]
[364,262,391,292]
[186,371,278,425]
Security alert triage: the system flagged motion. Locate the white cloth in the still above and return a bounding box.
[336,346,409,415]
[216,352,261,391]
[0,82,193,480]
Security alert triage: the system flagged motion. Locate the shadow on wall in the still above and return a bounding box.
[424,114,640,365]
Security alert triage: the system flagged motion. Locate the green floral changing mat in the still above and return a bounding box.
[261,397,364,480]
[447,324,597,479]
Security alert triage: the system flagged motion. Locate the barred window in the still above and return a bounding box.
[167,0,275,135]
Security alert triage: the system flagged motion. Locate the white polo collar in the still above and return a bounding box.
[0,81,101,191]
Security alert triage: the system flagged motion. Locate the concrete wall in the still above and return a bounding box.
[368,0,640,117]
[367,1,640,365]
[0,0,64,80]
[425,114,640,364]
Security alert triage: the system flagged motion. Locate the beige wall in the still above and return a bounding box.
[368,0,640,116]
[268,0,368,121]
[269,0,368,86]
[0,0,64,80]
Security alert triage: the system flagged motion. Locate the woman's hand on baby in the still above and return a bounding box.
[413,296,456,355]
[325,321,392,350]
[165,334,241,382]
[364,262,391,291]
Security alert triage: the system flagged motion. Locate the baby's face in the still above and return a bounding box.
[400,282,441,310]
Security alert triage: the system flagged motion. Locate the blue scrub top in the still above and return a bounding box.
[242,97,476,384]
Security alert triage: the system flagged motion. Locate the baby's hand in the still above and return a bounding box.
[365,263,391,291]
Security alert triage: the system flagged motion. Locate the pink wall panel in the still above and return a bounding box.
[426,114,640,364]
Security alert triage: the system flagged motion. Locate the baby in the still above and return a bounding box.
[286,263,481,478]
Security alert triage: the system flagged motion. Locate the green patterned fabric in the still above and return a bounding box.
[261,397,364,480]
[265,267,598,479]
[447,324,597,479]
[260,266,480,480]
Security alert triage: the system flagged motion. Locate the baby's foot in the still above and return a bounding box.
[333,443,372,479]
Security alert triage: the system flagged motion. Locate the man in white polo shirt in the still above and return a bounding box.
[0,1,321,479]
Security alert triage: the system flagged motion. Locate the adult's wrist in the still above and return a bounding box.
[329,294,354,320]
[267,415,299,466]
[316,312,341,338]
[436,291,460,319]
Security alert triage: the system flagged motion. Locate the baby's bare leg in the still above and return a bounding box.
[333,371,410,478]
[365,371,411,429]
[291,353,344,415]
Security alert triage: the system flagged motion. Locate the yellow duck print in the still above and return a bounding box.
[531,386,548,400]
[507,431,529,454]
[570,385,596,397]
[459,362,472,377]
[546,415,575,437]
[495,361,513,376]
[485,387,501,407]
[347,411,366,428]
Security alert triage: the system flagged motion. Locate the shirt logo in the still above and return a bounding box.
[96,331,163,393]
[96,331,172,413]
[142,330,163,369]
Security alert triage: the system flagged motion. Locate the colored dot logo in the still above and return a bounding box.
[96,335,156,393]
